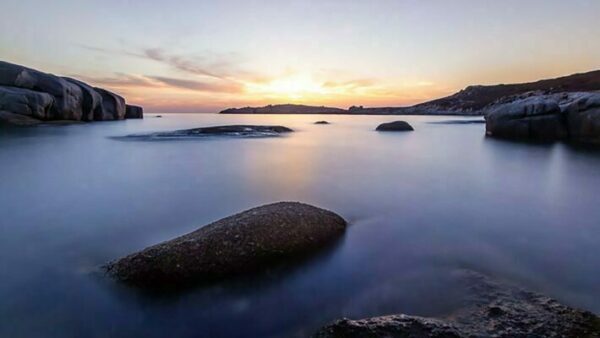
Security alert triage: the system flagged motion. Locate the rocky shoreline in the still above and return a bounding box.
[485,91,600,144]
[102,201,600,336]
[316,270,600,337]
[0,61,143,126]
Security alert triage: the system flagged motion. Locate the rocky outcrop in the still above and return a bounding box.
[485,92,600,144]
[105,202,347,287]
[315,121,330,124]
[375,121,414,132]
[118,125,293,140]
[315,270,600,337]
[563,92,600,144]
[0,86,54,119]
[0,61,142,125]
[62,77,102,122]
[125,104,144,119]
[94,87,126,121]
[0,110,44,126]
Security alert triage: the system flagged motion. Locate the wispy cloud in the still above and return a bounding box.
[148,75,243,93]
[72,73,160,88]
[322,78,376,89]
[75,43,242,80]
[73,73,243,94]
[142,48,230,79]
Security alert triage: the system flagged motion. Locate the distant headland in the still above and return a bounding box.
[220,69,600,116]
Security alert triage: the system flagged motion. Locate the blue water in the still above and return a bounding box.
[1,114,599,337]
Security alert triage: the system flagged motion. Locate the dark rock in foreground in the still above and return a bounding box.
[105,202,347,287]
[485,92,600,144]
[119,125,293,140]
[315,270,600,337]
[315,121,330,124]
[0,60,142,125]
[376,121,414,132]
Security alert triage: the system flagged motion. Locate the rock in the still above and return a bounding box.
[0,110,42,126]
[125,104,144,119]
[485,92,600,144]
[375,121,414,132]
[0,61,84,120]
[0,60,141,124]
[562,92,600,144]
[94,88,126,120]
[105,202,347,287]
[62,77,103,122]
[155,115,162,118]
[0,86,54,119]
[315,121,330,125]
[315,270,600,337]
[316,316,461,338]
[485,95,567,140]
[118,125,293,140]
[428,119,485,125]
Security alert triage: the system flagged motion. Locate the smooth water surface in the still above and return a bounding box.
[1,114,599,337]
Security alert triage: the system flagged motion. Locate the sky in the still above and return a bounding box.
[1,0,600,113]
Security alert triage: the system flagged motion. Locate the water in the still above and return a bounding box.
[0,114,599,337]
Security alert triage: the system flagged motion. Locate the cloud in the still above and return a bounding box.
[73,72,243,94]
[142,48,238,80]
[75,43,241,80]
[148,75,243,93]
[322,78,376,89]
[72,73,160,88]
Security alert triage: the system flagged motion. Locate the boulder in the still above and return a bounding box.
[562,92,600,144]
[485,92,600,144]
[376,121,414,132]
[0,61,84,120]
[315,121,330,125]
[62,77,103,122]
[485,95,567,140]
[315,271,600,337]
[94,88,126,121]
[125,104,144,119]
[0,86,54,119]
[105,202,347,287]
[0,110,42,126]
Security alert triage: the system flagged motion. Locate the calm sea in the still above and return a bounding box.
[1,114,599,337]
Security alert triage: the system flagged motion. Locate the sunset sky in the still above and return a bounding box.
[2,0,600,113]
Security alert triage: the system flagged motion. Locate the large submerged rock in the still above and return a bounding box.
[485,91,600,144]
[105,202,347,287]
[0,61,142,125]
[316,270,600,337]
[118,125,293,140]
[376,121,414,132]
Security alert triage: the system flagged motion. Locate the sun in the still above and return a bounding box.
[245,75,327,100]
